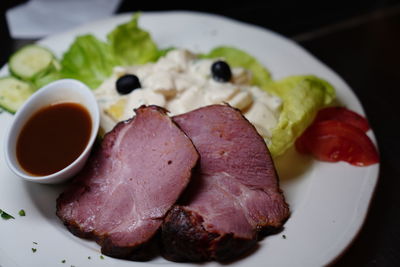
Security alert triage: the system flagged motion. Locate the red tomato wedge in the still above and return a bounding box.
[295,120,379,166]
[314,107,370,132]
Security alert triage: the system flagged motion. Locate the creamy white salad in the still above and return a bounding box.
[95,49,282,143]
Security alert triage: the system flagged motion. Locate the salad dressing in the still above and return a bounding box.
[16,102,92,176]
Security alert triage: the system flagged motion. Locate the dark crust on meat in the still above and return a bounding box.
[56,105,199,261]
[100,234,158,261]
[55,215,158,260]
[161,206,259,262]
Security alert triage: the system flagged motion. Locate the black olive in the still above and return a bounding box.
[116,74,141,95]
[211,60,232,82]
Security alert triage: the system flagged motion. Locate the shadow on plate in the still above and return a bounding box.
[274,145,313,183]
[23,181,67,222]
[219,243,261,265]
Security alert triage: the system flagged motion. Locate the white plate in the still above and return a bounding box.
[0,11,379,267]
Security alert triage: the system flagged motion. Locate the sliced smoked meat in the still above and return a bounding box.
[161,104,290,262]
[56,105,199,260]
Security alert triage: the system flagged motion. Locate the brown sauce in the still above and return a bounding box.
[16,102,92,176]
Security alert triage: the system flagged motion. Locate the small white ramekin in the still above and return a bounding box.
[4,79,100,184]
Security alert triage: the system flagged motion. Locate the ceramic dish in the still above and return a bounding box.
[4,79,100,184]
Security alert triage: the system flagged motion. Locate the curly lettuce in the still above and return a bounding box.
[59,14,162,89]
[264,76,336,157]
[107,13,161,65]
[60,35,117,89]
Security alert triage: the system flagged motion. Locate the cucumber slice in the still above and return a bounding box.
[33,71,62,89]
[0,77,34,114]
[9,45,60,81]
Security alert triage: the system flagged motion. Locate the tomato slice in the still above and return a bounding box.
[314,107,370,132]
[295,120,379,166]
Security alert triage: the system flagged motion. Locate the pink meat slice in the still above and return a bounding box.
[161,105,290,262]
[56,105,199,260]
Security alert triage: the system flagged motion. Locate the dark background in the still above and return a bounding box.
[1,1,400,266]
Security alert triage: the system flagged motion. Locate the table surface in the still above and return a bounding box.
[1,2,400,266]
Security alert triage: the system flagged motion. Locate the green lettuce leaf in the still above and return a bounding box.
[201,46,272,87]
[107,13,160,65]
[265,75,336,157]
[60,35,117,89]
